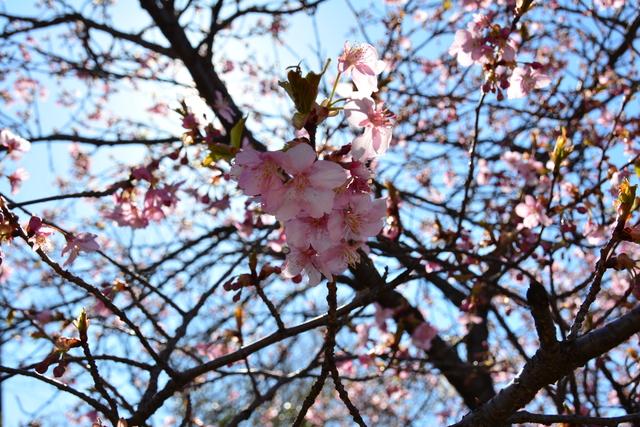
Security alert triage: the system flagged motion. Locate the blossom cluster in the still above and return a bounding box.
[449,11,551,99]
[1,128,31,194]
[231,43,392,285]
[0,129,101,271]
[104,164,181,229]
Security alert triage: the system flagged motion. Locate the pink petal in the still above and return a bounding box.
[344,97,372,128]
[515,203,531,219]
[279,143,316,175]
[308,160,348,190]
[302,188,335,218]
[372,127,392,154]
[351,128,376,161]
[351,70,378,96]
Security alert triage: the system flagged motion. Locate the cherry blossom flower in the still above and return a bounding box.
[284,214,332,252]
[595,0,624,8]
[328,194,386,242]
[344,95,394,160]
[282,245,323,286]
[26,216,54,252]
[462,0,492,10]
[411,322,437,351]
[497,36,517,63]
[449,29,489,67]
[272,143,348,220]
[344,161,372,194]
[338,42,386,95]
[0,129,31,160]
[515,195,552,229]
[507,65,551,99]
[501,151,544,185]
[61,233,100,266]
[7,168,29,194]
[230,145,285,214]
[143,184,180,221]
[413,9,428,23]
[317,240,366,278]
[228,44,393,286]
[104,191,149,229]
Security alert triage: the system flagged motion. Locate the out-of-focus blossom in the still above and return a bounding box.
[515,195,552,229]
[0,129,31,160]
[62,233,100,266]
[507,65,551,99]
[7,168,29,194]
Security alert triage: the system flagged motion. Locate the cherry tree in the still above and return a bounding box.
[1,0,640,426]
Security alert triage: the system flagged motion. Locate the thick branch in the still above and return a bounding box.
[451,304,640,427]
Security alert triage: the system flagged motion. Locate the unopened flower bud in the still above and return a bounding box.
[74,308,89,341]
[237,274,253,288]
[53,363,66,378]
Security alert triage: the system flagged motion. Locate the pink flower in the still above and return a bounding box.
[501,151,544,185]
[507,65,551,99]
[328,194,386,242]
[595,0,624,8]
[143,184,180,221]
[196,342,231,360]
[7,168,29,194]
[345,161,372,193]
[62,233,100,266]
[284,214,333,252]
[26,216,54,252]
[411,322,437,351]
[104,191,149,229]
[272,143,348,220]
[462,0,492,10]
[344,96,394,160]
[317,240,366,279]
[338,42,386,95]
[499,37,517,62]
[448,29,489,67]
[282,245,324,285]
[230,145,285,214]
[515,195,552,229]
[1,129,31,160]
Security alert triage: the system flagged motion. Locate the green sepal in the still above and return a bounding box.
[278,60,330,117]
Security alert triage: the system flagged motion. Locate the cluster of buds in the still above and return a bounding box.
[34,309,90,377]
[34,336,82,377]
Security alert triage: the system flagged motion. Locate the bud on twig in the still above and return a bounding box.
[74,308,89,341]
